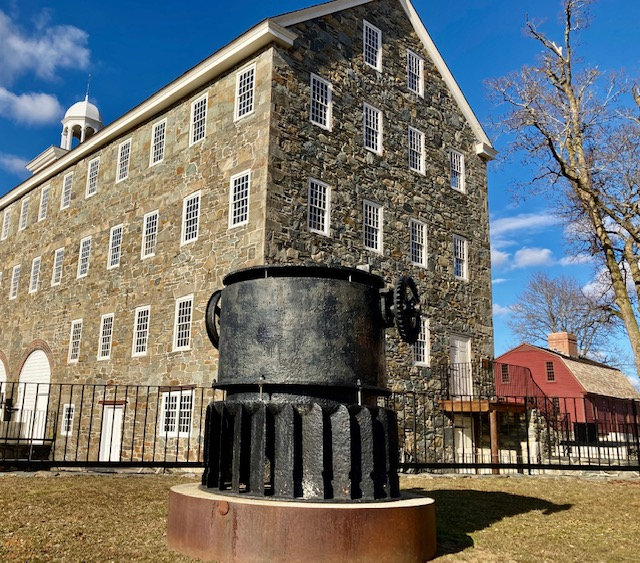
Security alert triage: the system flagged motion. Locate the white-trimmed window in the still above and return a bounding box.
[61,404,75,436]
[229,171,250,228]
[160,389,194,438]
[235,65,255,120]
[190,95,207,145]
[150,120,166,165]
[77,236,91,279]
[363,20,382,70]
[51,247,64,286]
[19,198,29,230]
[181,191,200,245]
[363,103,382,154]
[407,49,424,96]
[1,209,10,240]
[38,186,50,221]
[67,319,83,363]
[173,295,193,351]
[29,256,41,294]
[307,178,330,236]
[98,313,114,360]
[450,149,465,192]
[86,158,100,198]
[116,139,131,183]
[107,224,123,269]
[408,127,425,174]
[9,264,20,299]
[413,317,430,366]
[363,200,382,252]
[132,305,150,357]
[410,219,427,267]
[310,74,332,129]
[141,210,159,258]
[453,235,468,280]
[61,172,73,209]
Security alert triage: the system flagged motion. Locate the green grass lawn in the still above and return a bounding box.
[1,472,639,561]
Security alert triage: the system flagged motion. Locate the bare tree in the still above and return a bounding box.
[489,0,640,374]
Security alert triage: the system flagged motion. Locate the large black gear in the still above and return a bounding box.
[393,276,421,344]
[205,290,222,349]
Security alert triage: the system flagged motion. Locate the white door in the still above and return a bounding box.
[450,334,472,397]
[0,359,6,405]
[17,350,51,442]
[454,414,475,474]
[99,405,123,462]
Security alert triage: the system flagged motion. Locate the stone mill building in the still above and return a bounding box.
[0,0,495,462]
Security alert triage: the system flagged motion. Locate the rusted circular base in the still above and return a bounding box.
[167,484,437,562]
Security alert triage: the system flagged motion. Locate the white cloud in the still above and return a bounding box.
[492,278,509,285]
[491,249,510,268]
[0,87,63,124]
[491,212,559,238]
[0,153,28,175]
[559,254,593,266]
[512,247,554,269]
[493,303,512,316]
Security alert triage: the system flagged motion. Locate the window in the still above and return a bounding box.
[229,171,250,228]
[150,120,166,165]
[546,361,556,382]
[98,313,114,360]
[9,265,20,299]
[501,364,510,384]
[86,158,100,197]
[410,219,427,267]
[363,20,382,70]
[363,104,382,154]
[77,236,91,278]
[407,49,424,96]
[173,295,193,351]
[190,95,207,145]
[413,317,430,366]
[160,389,194,437]
[38,186,50,221]
[51,247,64,286]
[61,172,73,209]
[308,179,330,236]
[61,404,75,436]
[235,65,255,120]
[181,192,200,245]
[450,149,465,192]
[68,319,83,363]
[132,306,151,357]
[453,235,467,280]
[29,256,41,294]
[116,139,131,182]
[141,211,158,258]
[408,127,425,174]
[363,200,382,252]
[310,74,332,129]
[108,224,123,269]
[1,209,10,240]
[551,397,561,417]
[19,198,29,230]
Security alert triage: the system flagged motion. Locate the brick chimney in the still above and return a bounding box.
[547,332,578,357]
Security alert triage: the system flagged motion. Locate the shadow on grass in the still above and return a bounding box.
[405,488,572,557]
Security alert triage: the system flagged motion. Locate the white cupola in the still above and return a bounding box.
[60,94,103,150]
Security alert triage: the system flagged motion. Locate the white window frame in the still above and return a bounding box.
[190,94,207,146]
[173,295,194,352]
[86,158,100,198]
[229,171,250,228]
[38,185,50,221]
[141,210,159,259]
[29,256,41,294]
[51,247,64,286]
[408,127,425,174]
[310,74,332,130]
[407,49,424,97]
[363,103,382,154]
[77,236,92,279]
[235,64,256,121]
[453,235,468,280]
[450,149,465,193]
[160,389,194,438]
[413,317,430,367]
[132,305,151,357]
[1,209,10,240]
[363,200,383,253]
[363,20,382,71]
[150,119,167,166]
[107,224,123,270]
[61,404,75,436]
[97,313,114,361]
[116,139,132,183]
[181,191,201,245]
[19,197,29,231]
[67,319,83,363]
[307,178,330,236]
[410,219,427,267]
[61,172,73,209]
[9,264,20,300]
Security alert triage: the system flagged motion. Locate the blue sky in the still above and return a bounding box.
[1,0,639,361]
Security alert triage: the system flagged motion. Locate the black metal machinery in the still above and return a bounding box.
[202,265,420,501]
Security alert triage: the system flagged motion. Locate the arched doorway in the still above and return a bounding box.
[17,350,51,442]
